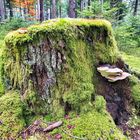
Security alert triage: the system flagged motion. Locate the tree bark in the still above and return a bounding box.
[39,0,44,22]
[3,0,7,19]
[68,0,76,18]
[7,0,13,19]
[36,0,40,20]
[0,0,5,21]
[51,0,57,19]
[59,0,62,18]
[134,0,139,16]
[100,0,103,13]
[88,0,90,7]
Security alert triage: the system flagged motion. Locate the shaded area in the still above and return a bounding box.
[95,59,131,125]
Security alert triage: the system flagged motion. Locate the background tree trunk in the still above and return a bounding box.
[39,0,44,21]
[0,0,5,21]
[134,0,139,16]
[68,0,76,18]
[51,0,57,19]
[100,0,103,13]
[6,0,13,19]
[59,0,62,18]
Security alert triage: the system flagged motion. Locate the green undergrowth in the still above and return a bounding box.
[122,51,140,109]
[0,91,25,139]
[121,52,140,76]
[121,48,140,130]
[122,47,140,58]
[27,96,127,140]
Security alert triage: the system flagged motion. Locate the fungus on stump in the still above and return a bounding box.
[4,19,131,123]
[97,66,131,82]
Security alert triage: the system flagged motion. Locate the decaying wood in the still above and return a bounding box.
[43,121,63,132]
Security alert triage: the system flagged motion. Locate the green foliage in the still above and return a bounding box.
[122,47,140,57]
[0,91,25,139]
[0,18,36,40]
[1,18,37,30]
[121,45,140,115]
[114,15,140,51]
[78,0,104,18]
[77,0,127,22]
[122,52,140,76]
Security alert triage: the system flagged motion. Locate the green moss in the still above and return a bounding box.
[130,75,140,109]
[51,39,94,116]
[94,95,106,113]
[0,91,25,139]
[0,40,5,96]
[50,110,127,139]
[4,45,31,88]
[5,18,118,63]
[25,97,127,139]
[22,81,49,125]
[62,112,126,140]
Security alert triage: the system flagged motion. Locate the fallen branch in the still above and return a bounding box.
[43,121,63,132]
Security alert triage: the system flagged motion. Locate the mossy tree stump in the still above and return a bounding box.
[4,19,131,123]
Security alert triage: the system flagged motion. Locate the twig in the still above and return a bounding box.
[62,129,88,140]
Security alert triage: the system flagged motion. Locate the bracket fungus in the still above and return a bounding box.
[97,65,131,82]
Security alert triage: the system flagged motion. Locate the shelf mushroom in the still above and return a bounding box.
[97,65,131,82]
